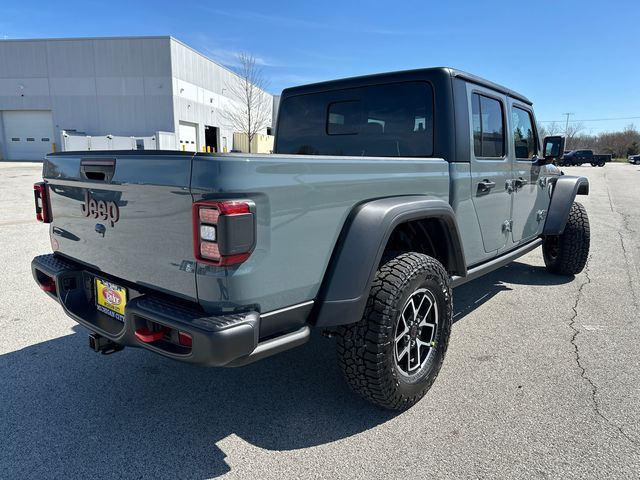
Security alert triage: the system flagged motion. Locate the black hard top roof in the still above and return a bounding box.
[281,67,532,105]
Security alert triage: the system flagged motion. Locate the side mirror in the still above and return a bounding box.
[543,136,565,161]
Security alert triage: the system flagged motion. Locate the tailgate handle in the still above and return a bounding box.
[80,159,116,182]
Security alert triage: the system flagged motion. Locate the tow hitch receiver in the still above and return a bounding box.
[89,333,124,355]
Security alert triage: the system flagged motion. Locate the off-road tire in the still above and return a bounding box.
[336,252,452,410]
[543,202,590,275]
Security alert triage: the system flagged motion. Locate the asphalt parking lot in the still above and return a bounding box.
[1,162,639,479]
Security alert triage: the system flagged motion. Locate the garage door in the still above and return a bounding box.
[2,111,55,161]
[178,121,198,152]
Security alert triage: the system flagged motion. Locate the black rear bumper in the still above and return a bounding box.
[31,254,309,367]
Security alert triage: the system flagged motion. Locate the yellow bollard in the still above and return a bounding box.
[51,142,56,153]
[182,144,185,152]
[206,146,211,153]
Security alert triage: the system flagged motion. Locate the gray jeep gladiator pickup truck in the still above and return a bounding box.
[31,67,590,410]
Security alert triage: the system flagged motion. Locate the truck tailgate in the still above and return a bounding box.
[43,151,197,301]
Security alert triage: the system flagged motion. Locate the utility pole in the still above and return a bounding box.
[562,112,574,135]
[562,112,574,149]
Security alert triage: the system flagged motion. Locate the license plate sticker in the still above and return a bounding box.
[95,278,127,322]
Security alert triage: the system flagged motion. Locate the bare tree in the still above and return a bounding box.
[537,122,548,139]
[225,52,272,153]
[537,121,562,140]
[539,124,639,158]
[546,121,562,136]
[564,122,585,150]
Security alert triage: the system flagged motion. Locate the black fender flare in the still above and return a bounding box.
[312,196,466,327]
[543,175,589,235]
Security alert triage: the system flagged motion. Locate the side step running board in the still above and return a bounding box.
[451,238,543,288]
[227,326,311,367]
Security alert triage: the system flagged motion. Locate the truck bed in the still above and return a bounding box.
[44,151,450,324]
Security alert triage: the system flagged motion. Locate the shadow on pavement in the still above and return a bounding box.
[453,261,573,323]
[0,326,395,479]
[0,261,571,479]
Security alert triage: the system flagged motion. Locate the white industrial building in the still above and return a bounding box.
[0,36,274,160]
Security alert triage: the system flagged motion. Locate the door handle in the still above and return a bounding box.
[80,158,116,182]
[477,179,496,193]
[514,177,528,190]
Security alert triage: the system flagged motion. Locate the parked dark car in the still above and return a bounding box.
[560,149,593,166]
[560,149,609,167]
[629,154,640,165]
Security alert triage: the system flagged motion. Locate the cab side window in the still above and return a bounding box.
[511,106,537,160]
[471,93,505,158]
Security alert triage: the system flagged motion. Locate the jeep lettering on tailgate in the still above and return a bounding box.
[81,192,119,227]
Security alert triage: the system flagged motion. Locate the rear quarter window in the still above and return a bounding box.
[276,82,434,157]
[471,93,505,158]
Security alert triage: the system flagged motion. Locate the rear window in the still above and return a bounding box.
[276,82,434,157]
[471,93,505,158]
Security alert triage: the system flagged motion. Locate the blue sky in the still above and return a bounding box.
[1,0,639,134]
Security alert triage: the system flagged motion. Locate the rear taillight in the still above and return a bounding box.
[33,182,51,223]
[192,200,255,266]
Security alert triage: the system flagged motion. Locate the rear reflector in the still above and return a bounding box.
[178,331,192,347]
[134,327,168,343]
[193,200,255,266]
[33,182,52,223]
[39,276,56,293]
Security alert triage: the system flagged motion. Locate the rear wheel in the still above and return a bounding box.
[336,252,452,410]
[543,202,590,275]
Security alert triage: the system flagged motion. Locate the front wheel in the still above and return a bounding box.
[336,252,452,410]
[543,202,590,275]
